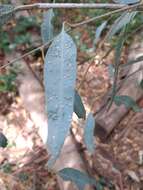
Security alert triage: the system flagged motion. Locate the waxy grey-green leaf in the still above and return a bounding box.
[74,90,86,119]
[94,21,107,45]
[84,113,95,153]
[44,27,77,167]
[58,168,97,190]
[41,9,54,43]
[107,11,137,41]
[114,95,141,112]
[113,0,139,4]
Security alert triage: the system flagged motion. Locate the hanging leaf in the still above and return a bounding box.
[108,64,115,79]
[122,55,143,67]
[114,95,141,112]
[108,28,125,109]
[113,0,140,4]
[0,4,15,25]
[0,132,8,148]
[58,168,97,190]
[84,113,95,153]
[44,26,77,167]
[107,11,137,41]
[41,9,54,44]
[140,80,143,89]
[74,90,86,119]
[94,21,107,45]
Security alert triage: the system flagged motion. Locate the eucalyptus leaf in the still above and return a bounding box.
[107,11,137,41]
[108,28,125,109]
[140,80,143,89]
[114,95,141,112]
[58,168,97,190]
[0,132,8,148]
[0,4,15,25]
[74,90,86,119]
[41,9,54,43]
[94,21,107,45]
[84,113,95,153]
[113,0,139,4]
[44,27,77,167]
[108,64,115,79]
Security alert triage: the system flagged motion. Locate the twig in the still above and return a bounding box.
[66,2,143,28]
[14,3,128,11]
[0,41,51,70]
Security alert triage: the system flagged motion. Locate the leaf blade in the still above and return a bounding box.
[41,9,54,44]
[113,0,140,4]
[84,113,95,153]
[94,21,107,45]
[108,28,125,109]
[114,95,141,112]
[44,27,77,167]
[107,11,137,41]
[74,90,86,119]
[58,168,97,190]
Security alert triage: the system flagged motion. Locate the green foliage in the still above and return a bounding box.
[0,70,17,92]
[0,30,10,52]
[0,16,38,52]
[13,16,39,33]
[18,172,29,182]
[2,163,12,173]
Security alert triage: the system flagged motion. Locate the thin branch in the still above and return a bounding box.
[67,2,143,28]
[0,41,51,70]
[14,3,128,11]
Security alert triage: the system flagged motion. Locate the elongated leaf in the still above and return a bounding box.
[41,9,54,43]
[121,55,143,67]
[94,21,107,45]
[58,168,97,190]
[114,95,141,112]
[108,64,115,79]
[0,4,15,25]
[113,0,139,4]
[84,113,95,153]
[108,28,125,109]
[74,90,86,119]
[107,11,137,41]
[140,80,143,89]
[44,27,77,167]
